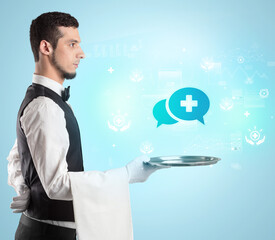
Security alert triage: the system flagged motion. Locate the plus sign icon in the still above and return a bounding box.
[153,87,210,127]
[245,126,265,145]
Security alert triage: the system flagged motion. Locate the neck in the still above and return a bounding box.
[34,62,64,85]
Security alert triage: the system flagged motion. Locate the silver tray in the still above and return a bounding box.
[148,155,221,167]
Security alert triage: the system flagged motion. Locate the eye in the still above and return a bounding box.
[70,43,75,47]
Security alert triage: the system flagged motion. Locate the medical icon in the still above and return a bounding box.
[107,112,131,132]
[219,97,234,111]
[201,58,215,71]
[244,111,250,117]
[259,89,269,98]
[153,87,210,127]
[237,56,245,64]
[130,70,144,82]
[245,126,265,145]
[153,99,178,127]
[108,67,114,73]
[140,141,154,154]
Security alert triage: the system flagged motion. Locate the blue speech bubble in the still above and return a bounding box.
[153,99,178,127]
[167,87,210,124]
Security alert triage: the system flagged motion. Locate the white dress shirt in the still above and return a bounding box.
[8,74,134,239]
[7,74,76,229]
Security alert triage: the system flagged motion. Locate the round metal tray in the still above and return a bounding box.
[148,155,221,167]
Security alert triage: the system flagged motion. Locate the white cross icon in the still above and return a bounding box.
[244,111,250,117]
[116,118,122,125]
[180,95,198,112]
[108,67,114,73]
[252,132,259,140]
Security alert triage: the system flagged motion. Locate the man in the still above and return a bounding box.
[7,12,167,240]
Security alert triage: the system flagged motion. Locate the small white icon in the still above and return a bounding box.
[219,97,234,111]
[245,126,265,145]
[140,141,154,154]
[107,113,131,132]
[237,56,245,64]
[108,67,114,74]
[259,89,269,98]
[244,111,250,117]
[200,57,215,71]
[130,71,144,82]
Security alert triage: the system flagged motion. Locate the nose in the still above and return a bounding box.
[78,46,86,59]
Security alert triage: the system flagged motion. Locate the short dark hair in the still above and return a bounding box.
[30,11,79,62]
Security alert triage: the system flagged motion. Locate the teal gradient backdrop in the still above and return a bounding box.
[1,1,275,239]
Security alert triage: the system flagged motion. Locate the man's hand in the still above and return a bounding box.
[126,155,170,184]
[10,187,30,213]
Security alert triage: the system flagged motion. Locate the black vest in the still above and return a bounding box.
[16,83,84,221]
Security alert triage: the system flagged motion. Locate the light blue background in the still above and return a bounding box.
[1,1,275,239]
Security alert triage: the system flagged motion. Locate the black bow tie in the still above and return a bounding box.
[61,86,70,101]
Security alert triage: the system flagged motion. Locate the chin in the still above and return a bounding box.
[64,71,76,80]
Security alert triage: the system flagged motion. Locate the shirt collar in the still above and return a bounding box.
[32,74,64,97]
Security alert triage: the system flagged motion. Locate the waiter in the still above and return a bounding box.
[7,11,167,240]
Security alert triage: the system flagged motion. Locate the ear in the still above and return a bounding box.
[39,40,53,56]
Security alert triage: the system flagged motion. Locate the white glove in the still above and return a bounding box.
[126,155,170,184]
[10,187,30,213]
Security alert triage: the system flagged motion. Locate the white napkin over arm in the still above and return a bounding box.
[68,167,133,240]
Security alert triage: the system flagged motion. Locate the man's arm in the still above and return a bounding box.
[20,96,73,200]
[7,139,30,213]
[7,139,29,194]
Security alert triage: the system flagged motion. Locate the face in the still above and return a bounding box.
[51,26,85,79]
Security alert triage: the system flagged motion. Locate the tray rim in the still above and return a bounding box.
[148,155,221,167]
